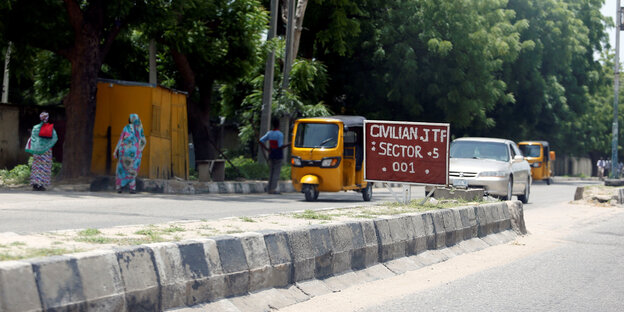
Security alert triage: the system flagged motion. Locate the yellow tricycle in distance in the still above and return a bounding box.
[290,116,372,201]
[518,141,556,185]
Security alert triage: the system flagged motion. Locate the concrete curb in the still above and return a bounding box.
[81,177,399,195]
[0,202,525,312]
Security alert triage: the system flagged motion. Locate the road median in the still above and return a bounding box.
[0,201,526,312]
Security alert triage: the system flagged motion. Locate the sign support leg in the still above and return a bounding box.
[420,189,435,205]
[402,184,411,204]
[385,183,402,203]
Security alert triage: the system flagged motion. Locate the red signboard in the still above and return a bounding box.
[364,120,450,185]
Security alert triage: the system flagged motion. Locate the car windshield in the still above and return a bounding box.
[450,141,509,162]
[519,145,541,158]
[294,123,339,148]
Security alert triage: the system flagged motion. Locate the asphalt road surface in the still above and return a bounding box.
[281,179,624,312]
[2,183,421,233]
[0,179,594,234]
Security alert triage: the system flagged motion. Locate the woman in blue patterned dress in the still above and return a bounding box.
[25,112,58,191]
[113,114,147,193]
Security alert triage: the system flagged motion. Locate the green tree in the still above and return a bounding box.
[489,0,608,154]
[2,0,146,179]
[140,0,269,161]
[316,0,524,130]
[220,38,331,157]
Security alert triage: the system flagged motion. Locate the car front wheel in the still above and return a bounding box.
[518,177,530,204]
[502,177,513,201]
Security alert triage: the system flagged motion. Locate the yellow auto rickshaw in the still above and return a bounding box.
[518,141,556,185]
[290,116,372,201]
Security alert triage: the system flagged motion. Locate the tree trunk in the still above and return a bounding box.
[281,0,308,60]
[61,32,102,180]
[188,82,218,161]
[171,50,217,162]
[292,0,308,59]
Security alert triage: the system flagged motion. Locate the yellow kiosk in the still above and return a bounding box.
[91,79,189,180]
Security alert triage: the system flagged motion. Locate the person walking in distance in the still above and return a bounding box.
[113,114,147,194]
[25,111,58,191]
[259,119,288,194]
[597,158,605,180]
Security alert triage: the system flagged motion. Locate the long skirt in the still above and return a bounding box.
[115,146,142,191]
[30,150,52,187]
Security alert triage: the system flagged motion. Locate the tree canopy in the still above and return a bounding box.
[0,0,619,172]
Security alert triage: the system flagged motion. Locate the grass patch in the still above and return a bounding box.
[0,247,81,261]
[78,228,102,236]
[162,225,185,233]
[134,229,163,242]
[10,241,26,246]
[293,209,333,220]
[239,216,256,223]
[75,236,116,244]
[226,229,243,234]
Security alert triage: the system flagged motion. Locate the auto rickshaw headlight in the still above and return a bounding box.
[530,162,541,168]
[291,156,302,167]
[320,157,341,168]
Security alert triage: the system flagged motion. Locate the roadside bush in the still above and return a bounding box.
[0,157,62,185]
[0,162,31,185]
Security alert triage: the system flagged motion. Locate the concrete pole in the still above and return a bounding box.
[1,42,12,103]
[259,0,279,164]
[282,0,296,91]
[612,1,621,178]
[149,39,157,85]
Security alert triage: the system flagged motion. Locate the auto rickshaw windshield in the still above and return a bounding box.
[519,145,541,157]
[295,123,339,148]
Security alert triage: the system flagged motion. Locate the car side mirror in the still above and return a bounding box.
[514,155,524,162]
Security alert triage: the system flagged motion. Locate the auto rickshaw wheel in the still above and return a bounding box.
[546,178,552,185]
[362,183,373,201]
[303,184,319,201]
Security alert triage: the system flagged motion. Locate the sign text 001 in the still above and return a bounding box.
[364,120,450,185]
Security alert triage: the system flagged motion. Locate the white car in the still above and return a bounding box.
[446,137,531,203]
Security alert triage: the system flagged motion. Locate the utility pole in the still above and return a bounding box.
[282,0,296,91]
[612,1,622,178]
[149,39,157,85]
[259,0,279,164]
[1,42,11,103]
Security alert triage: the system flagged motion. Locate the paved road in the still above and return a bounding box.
[0,184,415,233]
[360,213,624,312]
[0,179,595,234]
[282,179,624,312]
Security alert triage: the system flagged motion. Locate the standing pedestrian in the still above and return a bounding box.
[597,158,605,180]
[259,119,288,194]
[25,111,58,191]
[113,114,147,194]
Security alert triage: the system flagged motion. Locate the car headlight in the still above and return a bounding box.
[530,162,541,168]
[479,171,507,177]
[291,156,302,167]
[320,157,341,168]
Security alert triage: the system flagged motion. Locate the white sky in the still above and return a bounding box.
[602,0,618,56]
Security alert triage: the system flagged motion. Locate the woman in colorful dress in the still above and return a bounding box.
[25,112,58,191]
[113,113,147,193]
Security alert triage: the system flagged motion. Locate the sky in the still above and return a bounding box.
[602,0,618,57]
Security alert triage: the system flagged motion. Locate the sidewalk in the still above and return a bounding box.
[0,175,595,195]
[7,176,400,195]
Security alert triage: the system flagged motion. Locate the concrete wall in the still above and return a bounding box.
[553,155,592,177]
[0,105,19,169]
[0,202,526,312]
[0,104,66,170]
